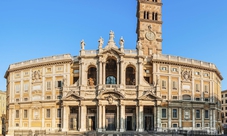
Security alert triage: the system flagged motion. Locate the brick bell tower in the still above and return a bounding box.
[136,0,163,55]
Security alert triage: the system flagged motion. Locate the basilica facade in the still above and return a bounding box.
[4,0,223,135]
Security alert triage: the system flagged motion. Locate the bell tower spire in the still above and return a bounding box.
[136,0,163,55]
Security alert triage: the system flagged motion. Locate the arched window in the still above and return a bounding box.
[155,13,158,20]
[106,58,117,84]
[126,66,135,85]
[182,95,191,100]
[152,12,158,21]
[87,66,97,86]
[144,11,149,19]
[106,76,116,84]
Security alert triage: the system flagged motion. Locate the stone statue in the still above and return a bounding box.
[136,40,142,50]
[80,39,85,50]
[119,37,124,48]
[109,30,114,42]
[98,37,104,49]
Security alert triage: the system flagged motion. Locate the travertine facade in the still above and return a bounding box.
[221,90,227,126]
[4,0,223,135]
[0,90,6,135]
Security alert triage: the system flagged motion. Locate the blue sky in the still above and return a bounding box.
[0,0,227,91]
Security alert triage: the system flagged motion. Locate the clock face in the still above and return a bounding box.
[145,32,155,41]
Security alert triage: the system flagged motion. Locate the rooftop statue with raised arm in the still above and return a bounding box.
[136,40,142,50]
[80,39,85,50]
[119,37,124,48]
[98,37,104,49]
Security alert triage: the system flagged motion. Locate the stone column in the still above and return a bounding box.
[202,109,204,128]
[210,109,213,128]
[120,104,125,132]
[136,105,139,131]
[138,105,144,132]
[120,60,124,85]
[98,60,102,85]
[168,108,171,128]
[213,110,215,129]
[102,105,106,131]
[62,106,69,131]
[77,106,80,130]
[117,61,119,85]
[157,106,161,131]
[117,105,120,131]
[103,63,106,84]
[138,61,143,85]
[80,105,87,131]
[192,109,195,128]
[179,108,182,127]
[153,106,157,129]
[98,105,102,132]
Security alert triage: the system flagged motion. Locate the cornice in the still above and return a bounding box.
[152,59,223,80]
[6,59,72,76]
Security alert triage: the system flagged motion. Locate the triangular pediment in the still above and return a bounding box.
[63,93,84,101]
[139,92,162,101]
[100,47,124,56]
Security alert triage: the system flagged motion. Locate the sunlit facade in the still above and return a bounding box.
[4,0,223,135]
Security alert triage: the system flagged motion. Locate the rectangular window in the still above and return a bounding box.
[57,95,62,99]
[225,112,227,117]
[172,109,178,118]
[226,100,227,103]
[15,84,20,93]
[196,110,200,118]
[24,83,29,92]
[172,124,178,128]
[46,96,51,100]
[47,81,51,90]
[196,123,201,127]
[162,95,167,99]
[16,99,19,102]
[172,68,177,72]
[162,80,166,89]
[46,109,50,118]
[24,110,28,118]
[162,109,166,118]
[195,84,200,92]
[205,110,209,119]
[225,107,227,110]
[172,96,178,100]
[204,98,209,102]
[225,94,227,97]
[195,98,200,101]
[57,109,61,118]
[56,81,62,88]
[204,85,208,93]
[24,98,28,101]
[172,81,177,90]
[57,124,61,128]
[205,123,209,127]
[16,110,19,118]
